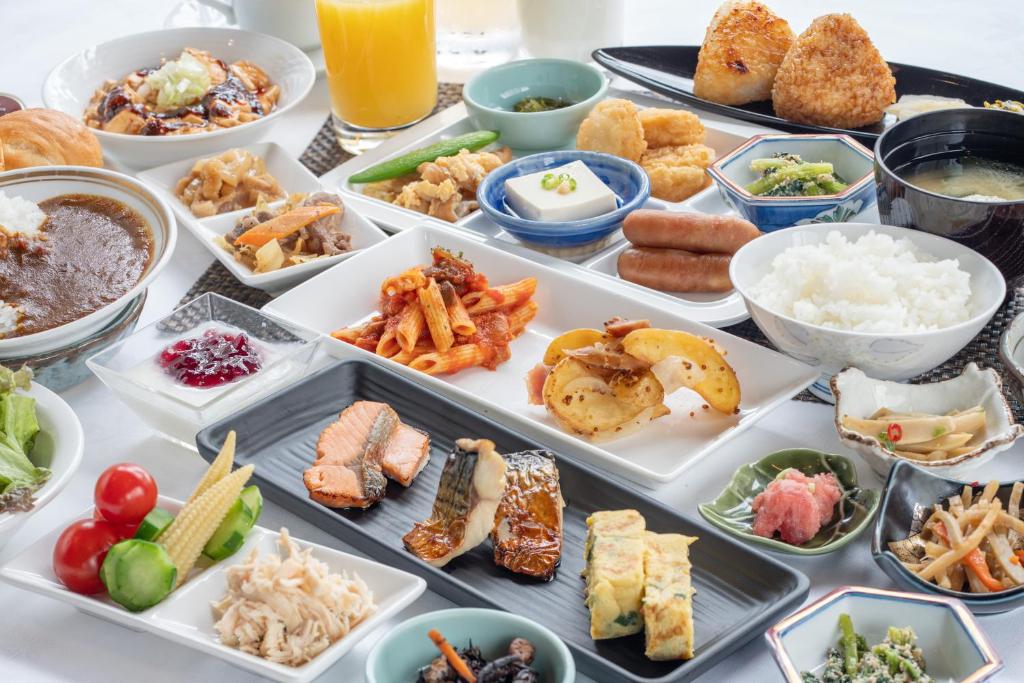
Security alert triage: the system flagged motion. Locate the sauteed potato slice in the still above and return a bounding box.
[542,328,611,366]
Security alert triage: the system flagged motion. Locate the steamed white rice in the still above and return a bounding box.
[0,191,46,238]
[0,302,21,337]
[751,230,972,333]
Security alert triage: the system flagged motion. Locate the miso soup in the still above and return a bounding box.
[900,156,1024,201]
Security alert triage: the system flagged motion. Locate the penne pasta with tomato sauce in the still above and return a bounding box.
[331,247,537,375]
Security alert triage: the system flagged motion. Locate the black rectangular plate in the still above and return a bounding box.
[197,359,809,682]
[593,45,1024,146]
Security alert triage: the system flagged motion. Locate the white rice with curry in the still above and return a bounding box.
[0,191,46,238]
[751,230,972,333]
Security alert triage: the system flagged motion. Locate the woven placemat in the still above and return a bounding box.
[182,82,1024,419]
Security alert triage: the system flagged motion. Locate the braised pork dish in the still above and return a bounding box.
[84,48,280,136]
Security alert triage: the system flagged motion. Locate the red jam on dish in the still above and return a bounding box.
[159,329,262,388]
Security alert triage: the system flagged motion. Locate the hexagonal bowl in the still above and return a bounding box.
[707,133,876,232]
[766,586,1002,683]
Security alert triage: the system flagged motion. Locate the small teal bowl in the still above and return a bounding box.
[707,133,876,232]
[463,58,608,150]
[365,608,575,683]
[476,150,650,248]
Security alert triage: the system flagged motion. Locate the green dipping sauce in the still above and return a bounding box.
[513,96,574,113]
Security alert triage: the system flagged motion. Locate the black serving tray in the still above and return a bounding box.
[593,45,1024,147]
[197,359,809,682]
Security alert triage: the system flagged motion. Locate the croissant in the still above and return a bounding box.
[0,108,103,170]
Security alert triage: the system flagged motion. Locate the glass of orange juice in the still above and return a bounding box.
[315,0,438,153]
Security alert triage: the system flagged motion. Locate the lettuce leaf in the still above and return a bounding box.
[144,50,211,109]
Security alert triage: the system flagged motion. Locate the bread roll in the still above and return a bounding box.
[0,108,103,170]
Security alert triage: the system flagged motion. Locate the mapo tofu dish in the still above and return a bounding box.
[84,48,279,136]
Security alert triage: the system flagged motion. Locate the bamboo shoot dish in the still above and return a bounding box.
[889,480,1024,594]
[841,406,987,462]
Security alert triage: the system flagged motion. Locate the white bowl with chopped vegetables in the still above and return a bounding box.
[0,366,84,554]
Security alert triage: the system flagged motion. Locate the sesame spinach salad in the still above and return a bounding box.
[802,614,932,683]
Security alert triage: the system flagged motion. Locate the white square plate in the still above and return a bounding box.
[0,496,427,683]
[263,224,818,486]
[138,143,389,293]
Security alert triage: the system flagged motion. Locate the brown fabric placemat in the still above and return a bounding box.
[183,81,1024,420]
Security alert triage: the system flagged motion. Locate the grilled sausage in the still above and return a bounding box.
[617,247,733,293]
[623,210,761,254]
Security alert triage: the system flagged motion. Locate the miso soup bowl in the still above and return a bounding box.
[875,108,1024,282]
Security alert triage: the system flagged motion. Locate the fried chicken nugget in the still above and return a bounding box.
[641,144,716,170]
[693,1,795,106]
[576,99,647,162]
[638,108,706,148]
[639,144,716,202]
[771,14,896,129]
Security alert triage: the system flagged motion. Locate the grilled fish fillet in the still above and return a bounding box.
[304,401,431,508]
[491,450,564,581]
[693,1,795,106]
[403,438,507,568]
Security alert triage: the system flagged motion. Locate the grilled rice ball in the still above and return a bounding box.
[771,13,896,129]
[693,0,795,106]
[576,98,647,163]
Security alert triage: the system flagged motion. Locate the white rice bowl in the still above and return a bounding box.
[751,230,972,333]
[0,191,46,237]
[0,302,20,336]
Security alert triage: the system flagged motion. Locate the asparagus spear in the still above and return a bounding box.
[839,613,860,676]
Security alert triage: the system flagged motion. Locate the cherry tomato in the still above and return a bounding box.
[887,422,903,443]
[94,464,157,525]
[91,507,141,539]
[52,519,120,594]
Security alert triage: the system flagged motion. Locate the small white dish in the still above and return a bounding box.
[262,222,819,486]
[0,495,427,683]
[766,585,1002,683]
[832,364,1024,477]
[43,27,316,168]
[729,222,1006,401]
[87,293,320,450]
[0,166,177,357]
[137,144,386,293]
[0,382,83,554]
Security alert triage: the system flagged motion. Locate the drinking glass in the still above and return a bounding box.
[316,0,438,154]
[435,0,519,82]
[518,0,624,62]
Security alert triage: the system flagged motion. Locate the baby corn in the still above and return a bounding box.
[164,463,254,586]
[186,431,236,505]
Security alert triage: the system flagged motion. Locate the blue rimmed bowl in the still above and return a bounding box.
[476,150,650,249]
[766,586,1002,682]
[463,58,608,150]
[872,461,1024,614]
[707,133,876,232]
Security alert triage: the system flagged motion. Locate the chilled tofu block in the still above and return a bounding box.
[505,160,618,222]
[642,531,698,660]
[582,509,646,639]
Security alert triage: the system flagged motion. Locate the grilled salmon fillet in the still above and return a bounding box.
[304,401,431,508]
[492,450,564,581]
[403,438,507,567]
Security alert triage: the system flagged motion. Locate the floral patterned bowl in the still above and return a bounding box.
[707,133,876,232]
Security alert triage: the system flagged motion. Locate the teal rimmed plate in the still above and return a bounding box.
[698,448,880,556]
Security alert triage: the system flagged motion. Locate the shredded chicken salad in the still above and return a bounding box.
[211,528,376,666]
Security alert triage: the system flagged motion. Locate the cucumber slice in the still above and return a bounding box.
[134,507,175,542]
[202,495,255,561]
[99,540,133,594]
[108,540,176,612]
[348,131,500,184]
[239,486,262,529]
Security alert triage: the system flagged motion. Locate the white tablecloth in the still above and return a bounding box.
[3,1,1023,681]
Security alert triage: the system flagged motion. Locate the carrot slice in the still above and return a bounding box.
[934,522,1004,592]
[427,628,476,683]
[234,204,340,247]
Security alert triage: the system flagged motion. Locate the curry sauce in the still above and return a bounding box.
[1,193,153,337]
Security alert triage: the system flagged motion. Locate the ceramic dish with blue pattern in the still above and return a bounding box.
[476,150,650,250]
[872,460,1024,614]
[707,133,876,232]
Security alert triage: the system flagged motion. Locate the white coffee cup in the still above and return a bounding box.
[197,0,320,51]
[517,0,625,62]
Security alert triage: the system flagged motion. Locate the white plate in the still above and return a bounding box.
[263,223,818,486]
[319,91,756,328]
[0,496,427,683]
[582,185,883,328]
[137,143,389,293]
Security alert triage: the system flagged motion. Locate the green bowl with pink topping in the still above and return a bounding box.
[698,448,880,556]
